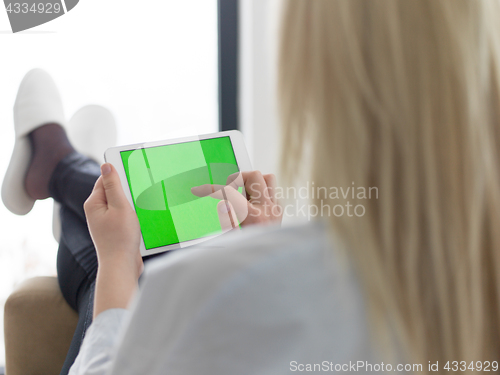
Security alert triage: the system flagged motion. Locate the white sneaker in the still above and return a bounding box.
[2,69,66,215]
[52,105,117,242]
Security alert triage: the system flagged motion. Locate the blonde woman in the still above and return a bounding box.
[3,0,497,374]
[280,0,500,369]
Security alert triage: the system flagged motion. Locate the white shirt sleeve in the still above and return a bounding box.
[68,224,373,375]
[68,308,131,375]
[109,224,372,374]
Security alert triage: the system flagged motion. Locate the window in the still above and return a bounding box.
[0,0,230,368]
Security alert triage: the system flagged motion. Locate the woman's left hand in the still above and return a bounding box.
[84,163,143,317]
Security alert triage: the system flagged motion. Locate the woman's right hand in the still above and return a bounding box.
[191,171,283,232]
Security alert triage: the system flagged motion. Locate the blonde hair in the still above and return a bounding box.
[279,0,500,370]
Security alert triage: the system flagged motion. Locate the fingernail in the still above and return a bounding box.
[218,202,230,213]
[101,163,111,176]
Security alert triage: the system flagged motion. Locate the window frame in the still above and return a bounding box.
[218,0,239,131]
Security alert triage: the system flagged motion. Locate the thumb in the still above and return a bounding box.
[100,163,128,208]
[217,200,240,233]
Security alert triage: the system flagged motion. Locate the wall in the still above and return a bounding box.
[239,0,281,175]
[239,0,311,226]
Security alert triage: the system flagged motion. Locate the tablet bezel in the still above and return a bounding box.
[104,130,252,257]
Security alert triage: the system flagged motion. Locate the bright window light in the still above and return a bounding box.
[0,0,219,367]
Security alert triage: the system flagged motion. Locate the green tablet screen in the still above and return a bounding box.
[120,136,239,250]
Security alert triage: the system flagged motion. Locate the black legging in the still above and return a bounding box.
[49,152,163,375]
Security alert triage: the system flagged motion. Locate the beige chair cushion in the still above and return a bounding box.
[4,276,78,375]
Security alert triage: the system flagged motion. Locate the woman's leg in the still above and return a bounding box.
[51,152,101,298]
[57,237,95,375]
[48,152,102,375]
[52,154,100,309]
[50,151,101,229]
[24,122,102,373]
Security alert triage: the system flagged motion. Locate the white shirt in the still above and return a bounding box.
[69,222,375,375]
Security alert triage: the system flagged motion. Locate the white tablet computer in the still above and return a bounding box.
[105,130,252,257]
